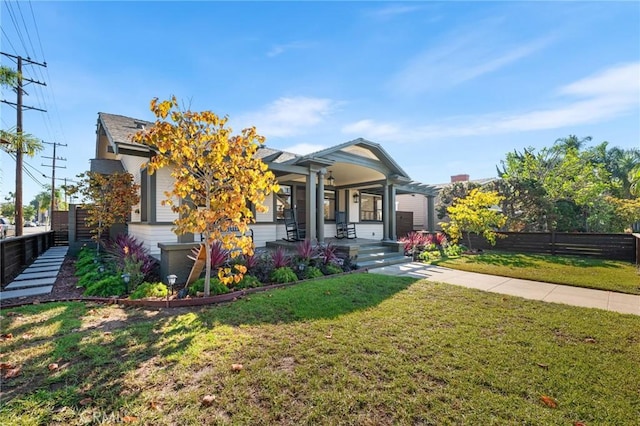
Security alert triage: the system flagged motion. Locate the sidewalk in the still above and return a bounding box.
[0,246,68,301]
[369,262,640,316]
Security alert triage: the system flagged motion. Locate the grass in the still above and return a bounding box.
[434,251,640,294]
[1,274,639,425]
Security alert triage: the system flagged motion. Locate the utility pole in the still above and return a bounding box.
[0,52,47,236]
[42,141,67,230]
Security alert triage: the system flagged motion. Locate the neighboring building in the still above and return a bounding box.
[91,113,438,258]
[397,174,497,232]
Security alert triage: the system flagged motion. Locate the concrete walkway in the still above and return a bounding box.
[0,246,68,301]
[369,262,640,316]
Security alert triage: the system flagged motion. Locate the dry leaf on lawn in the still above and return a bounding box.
[540,395,557,408]
[202,395,216,406]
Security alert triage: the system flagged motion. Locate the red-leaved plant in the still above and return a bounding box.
[271,246,291,268]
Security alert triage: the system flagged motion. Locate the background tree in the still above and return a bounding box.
[133,96,279,296]
[629,165,640,198]
[498,140,611,232]
[74,172,140,253]
[440,188,506,250]
[436,181,481,220]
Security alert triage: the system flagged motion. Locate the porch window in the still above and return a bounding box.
[276,185,292,220]
[324,190,335,221]
[360,193,382,221]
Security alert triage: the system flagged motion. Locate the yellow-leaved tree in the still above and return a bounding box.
[133,96,279,296]
[74,171,140,254]
[440,188,506,250]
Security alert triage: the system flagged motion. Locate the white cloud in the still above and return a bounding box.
[282,143,328,155]
[390,30,554,95]
[346,62,640,141]
[239,96,337,138]
[267,41,314,58]
[367,4,425,19]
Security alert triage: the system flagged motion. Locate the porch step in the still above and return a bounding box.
[355,243,409,269]
[358,253,410,269]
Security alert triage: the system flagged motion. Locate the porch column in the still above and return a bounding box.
[306,167,317,241]
[427,195,435,232]
[317,169,325,242]
[388,184,397,241]
[382,181,390,241]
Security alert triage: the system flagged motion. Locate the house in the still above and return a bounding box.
[91,112,438,278]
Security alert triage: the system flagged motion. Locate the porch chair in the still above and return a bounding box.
[335,211,357,239]
[283,208,306,241]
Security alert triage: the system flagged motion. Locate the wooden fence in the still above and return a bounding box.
[464,232,637,262]
[0,232,54,286]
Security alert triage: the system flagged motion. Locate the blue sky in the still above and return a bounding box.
[1,1,639,204]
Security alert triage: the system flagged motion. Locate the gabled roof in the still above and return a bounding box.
[98,112,153,149]
[293,138,411,179]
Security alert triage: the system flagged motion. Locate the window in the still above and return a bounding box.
[360,193,382,221]
[324,190,335,220]
[276,185,292,220]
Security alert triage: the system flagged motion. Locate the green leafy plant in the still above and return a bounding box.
[129,282,169,299]
[233,275,262,290]
[84,275,126,297]
[270,266,297,283]
[322,264,343,275]
[302,266,324,279]
[189,278,230,297]
[418,250,442,263]
[444,244,465,257]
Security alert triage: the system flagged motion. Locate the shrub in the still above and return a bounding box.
[271,246,291,268]
[302,266,324,279]
[317,243,339,265]
[104,234,157,276]
[129,282,169,300]
[209,241,230,268]
[77,270,109,288]
[233,275,262,290]
[295,239,317,262]
[322,264,343,275]
[339,256,358,272]
[188,278,230,297]
[418,250,442,263]
[248,251,274,283]
[270,266,297,283]
[84,275,126,297]
[444,244,465,257]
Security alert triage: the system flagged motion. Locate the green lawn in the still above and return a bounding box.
[434,251,640,294]
[1,274,639,425]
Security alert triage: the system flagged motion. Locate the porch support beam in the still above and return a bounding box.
[388,184,397,241]
[382,181,390,241]
[427,195,436,232]
[306,167,318,241]
[317,168,325,242]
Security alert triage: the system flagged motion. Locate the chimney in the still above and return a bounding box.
[451,174,470,183]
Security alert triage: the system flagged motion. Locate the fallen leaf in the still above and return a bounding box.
[584,337,596,344]
[1,333,14,339]
[325,334,333,339]
[3,366,22,379]
[324,291,331,295]
[149,401,162,411]
[122,416,138,423]
[0,362,15,370]
[79,397,93,406]
[202,394,216,406]
[231,363,243,372]
[102,314,110,319]
[21,333,34,339]
[536,363,549,370]
[540,395,557,408]
[103,331,112,335]
[48,363,59,371]
[574,422,586,426]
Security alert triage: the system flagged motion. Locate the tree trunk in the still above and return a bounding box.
[204,238,212,297]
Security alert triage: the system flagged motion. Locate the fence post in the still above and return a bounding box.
[550,231,556,256]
